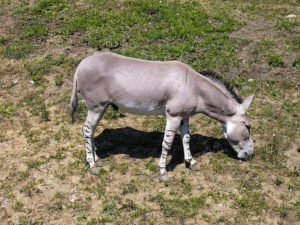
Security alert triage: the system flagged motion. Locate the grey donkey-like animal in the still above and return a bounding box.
[70,51,255,181]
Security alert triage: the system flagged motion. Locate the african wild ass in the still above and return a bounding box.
[70,52,255,181]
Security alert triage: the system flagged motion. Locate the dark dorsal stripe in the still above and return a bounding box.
[200,71,243,104]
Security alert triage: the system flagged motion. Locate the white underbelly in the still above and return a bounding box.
[114,102,166,115]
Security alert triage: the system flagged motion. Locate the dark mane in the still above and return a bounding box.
[200,71,243,104]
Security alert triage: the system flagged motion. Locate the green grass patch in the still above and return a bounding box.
[0,36,8,45]
[102,202,118,216]
[268,55,284,67]
[276,18,297,32]
[0,102,14,119]
[32,0,69,18]
[5,42,33,60]
[292,58,300,69]
[21,22,48,39]
[146,158,157,172]
[122,180,139,195]
[120,199,149,218]
[236,192,269,216]
[288,38,300,51]
[153,194,206,220]
[54,75,64,86]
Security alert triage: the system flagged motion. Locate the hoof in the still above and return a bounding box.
[89,166,101,175]
[159,173,169,182]
[189,162,200,171]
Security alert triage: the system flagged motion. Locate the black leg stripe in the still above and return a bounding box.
[162,146,170,151]
[163,140,172,147]
[166,130,175,133]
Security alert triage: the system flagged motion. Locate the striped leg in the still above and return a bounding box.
[180,119,200,171]
[159,115,182,181]
[83,109,103,175]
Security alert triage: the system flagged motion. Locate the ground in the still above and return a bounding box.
[0,0,299,224]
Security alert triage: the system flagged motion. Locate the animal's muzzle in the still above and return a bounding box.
[237,140,254,159]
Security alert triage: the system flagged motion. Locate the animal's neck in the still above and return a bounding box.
[193,74,238,123]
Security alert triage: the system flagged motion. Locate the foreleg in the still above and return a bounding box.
[180,119,200,171]
[159,115,182,181]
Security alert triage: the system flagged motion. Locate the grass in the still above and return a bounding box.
[153,194,206,220]
[5,42,33,59]
[0,0,299,224]
[268,55,285,67]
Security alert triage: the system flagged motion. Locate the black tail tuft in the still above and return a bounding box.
[71,96,78,123]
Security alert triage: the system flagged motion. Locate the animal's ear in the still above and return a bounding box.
[241,93,255,112]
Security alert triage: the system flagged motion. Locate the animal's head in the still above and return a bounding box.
[223,94,255,159]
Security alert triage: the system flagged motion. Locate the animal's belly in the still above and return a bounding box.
[114,102,166,115]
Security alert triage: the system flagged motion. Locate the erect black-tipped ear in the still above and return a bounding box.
[242,93,255,112]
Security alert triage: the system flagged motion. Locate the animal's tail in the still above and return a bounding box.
[70,70,78,123]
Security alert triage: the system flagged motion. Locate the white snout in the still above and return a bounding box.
[237,140,254,159]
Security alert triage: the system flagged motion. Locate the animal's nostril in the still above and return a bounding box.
[253,140,256,143]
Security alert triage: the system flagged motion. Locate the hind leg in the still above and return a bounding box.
[83,108,105,175]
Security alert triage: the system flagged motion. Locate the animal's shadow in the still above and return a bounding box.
[94,127,236,171]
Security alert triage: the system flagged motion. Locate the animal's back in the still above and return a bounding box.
[76,52,192,114]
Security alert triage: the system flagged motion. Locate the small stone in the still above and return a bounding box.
[29,80,35,85]
[248,79,254,82]
[69,194,76,203]
[241,85,250,91]
[286,14,296,19]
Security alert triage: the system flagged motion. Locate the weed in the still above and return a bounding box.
[289,38,300,51]
[104,105,122,120]
[49,192,64,212]
[0,102,14,119]
[17,170,30,182]
[49,148,65,161]
[153,194,206,220]
[146,158,157,172]
[35,103,50,121]
[0,0,11,5]
[18,217,44,225]
[113,163,129,175]
[292,58,300,69]
[122,179,139,195]
[277,204,289,218]
[236,192,268,215]
[120,199,148,217]
[268,55,284,67]
[180,174,192,194]
[276,18,296,32]
[21,22,48,39]
[5,42,33,60]
[27,157,48,169]
[21,180,42,197]
[102,202,118,216]
[0,36,8,45]
[32,0,69,18]
[282,101,296,112]
[94,184,106,198]
[54,75,64,86]
[13,201,24,212]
